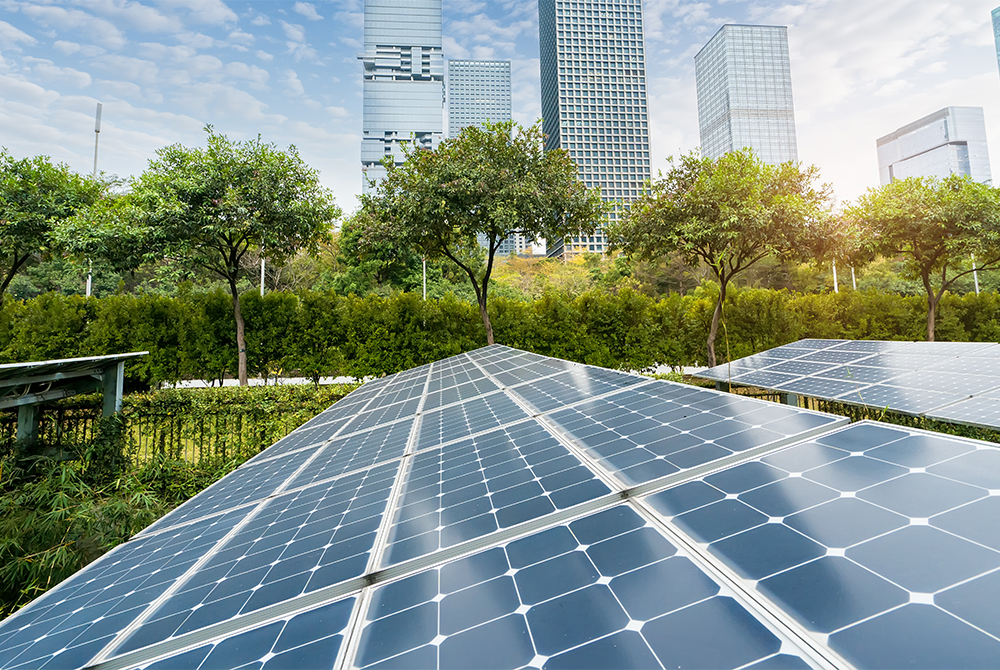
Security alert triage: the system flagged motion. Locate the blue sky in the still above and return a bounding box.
[1,0,999,214]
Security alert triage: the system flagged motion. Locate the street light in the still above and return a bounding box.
[87,102,102,298]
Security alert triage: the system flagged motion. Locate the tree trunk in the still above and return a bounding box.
[926,292,938,342]
[921,271,937,342]
[706,280,727,368]
[478,295,495,346]
[228,277,249,386]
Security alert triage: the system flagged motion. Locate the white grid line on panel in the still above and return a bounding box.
[628,496,852,670]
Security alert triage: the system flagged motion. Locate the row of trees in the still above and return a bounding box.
[6,285,1000,386]
[4,120,1000,374]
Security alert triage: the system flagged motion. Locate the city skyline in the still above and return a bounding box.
[1,1,999,212]
[695,24,798,165]
[447,58,511,139]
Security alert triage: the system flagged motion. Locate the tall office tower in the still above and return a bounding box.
[359,0,444,190]
[695,24,798,165]
[447,60,512,138]
[877,107,992,185]
[993,7,1000,74]
[538,0,651,257]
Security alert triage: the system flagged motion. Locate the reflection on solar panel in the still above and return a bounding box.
[7,345,1000,669]
[694,339,1000,430]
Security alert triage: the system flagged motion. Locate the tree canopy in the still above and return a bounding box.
[0,150,104,305]
[846,174,1000,341]
[65,128,340,384]
[358,119,605,344]
[610,149,831,367]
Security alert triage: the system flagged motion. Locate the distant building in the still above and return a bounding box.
[447,60,511,138]
[538,0,651,257]
[877,107,992,185]
[359,0,444,190]
[993,7,1000,74]
[695,24,798,165]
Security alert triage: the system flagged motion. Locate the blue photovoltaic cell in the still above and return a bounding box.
[926,396,1000,428]
[423,377,500,411]
[643,422,1000,669]
[381,421,611,566]
[117,461,400,655]
[354,505,806,670]
[508,366,648,413]
[694,339,1000,430]
[837,384,964,414]
[248,416,353,464]
[287,419,414,490]
[139,448,317,535]
[546,382,842,486]
[135,597,356,670]
[417,392,529,450]
[342,397,422,434]
[0,508,249,670]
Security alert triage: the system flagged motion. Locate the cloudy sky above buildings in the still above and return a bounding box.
[1,0,998,214]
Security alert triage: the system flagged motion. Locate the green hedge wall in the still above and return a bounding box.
[1,284,998,385]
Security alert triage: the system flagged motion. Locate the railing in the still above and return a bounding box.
[0,387,353,466]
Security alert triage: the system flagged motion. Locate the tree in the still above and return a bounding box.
[610,149,831,367]
[847,174,1000,341]
[358,120,605,344]
[0,150,104,305]
[65,128,340,385]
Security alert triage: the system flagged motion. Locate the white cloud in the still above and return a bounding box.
[282,69,305,96]
[0,19,36,47]
[280,21,306,42]
[20,5,126,49]
[226,61,269,86]
[52,40,80,55]
[255,49,274,61]
[228,29,254,47]
[154,0,237,25]
[91,55,160,86]
[327,106,348,118]
[294,2,324,21]
[25,57,92,88]
[250,14,271,26]
[175,32,214,49]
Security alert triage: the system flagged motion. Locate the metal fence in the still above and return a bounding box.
[0,396,320,465]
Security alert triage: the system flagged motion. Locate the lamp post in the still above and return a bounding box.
[87,102,102,298]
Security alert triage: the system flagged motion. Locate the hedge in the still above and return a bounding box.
[1,284,997,385]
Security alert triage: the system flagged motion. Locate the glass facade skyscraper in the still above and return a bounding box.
[538,0,651,257]
[447,60,511,138]
[993,7,1000,74]
[877,107,992,185]
[359,0,444,190]
[695,24,798,165]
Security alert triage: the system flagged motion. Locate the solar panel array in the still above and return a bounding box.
[695,339,1000,429]
[5,345,1000,669]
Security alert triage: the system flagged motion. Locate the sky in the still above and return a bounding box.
[1,0,999,215]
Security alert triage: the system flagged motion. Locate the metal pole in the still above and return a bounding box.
[260,257,265,297]
[832,260,839,293]
[88,102,102,298]
[851,266,857,291]
[422,257,427,300]
[973,254,980,295]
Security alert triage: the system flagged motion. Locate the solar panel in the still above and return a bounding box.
[641,421,1000,669]
[8,344,1000,670]
[694,339,1000,430]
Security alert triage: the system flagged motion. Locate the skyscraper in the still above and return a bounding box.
[993,7,1000,74]
[447,60,511,138]
[359,0,444,190]
[695,24,798,165]
[538,0,651,257]
[877,107,992,185]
